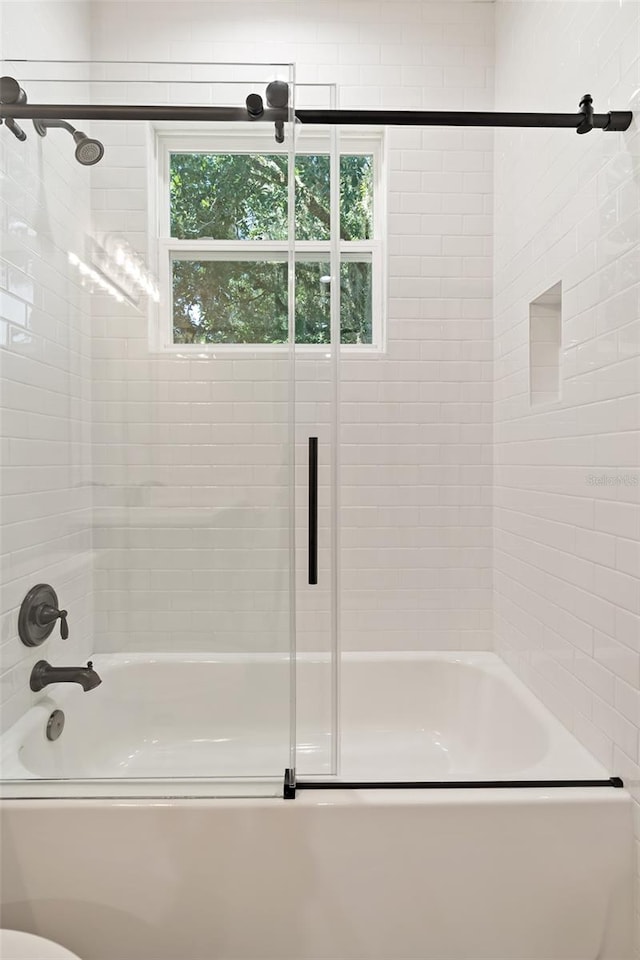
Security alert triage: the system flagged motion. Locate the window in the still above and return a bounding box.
[152,130,385,351]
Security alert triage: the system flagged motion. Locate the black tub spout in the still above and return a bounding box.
[30,660,102,693]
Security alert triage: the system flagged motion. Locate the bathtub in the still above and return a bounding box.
[0,652,634,960]
[0,651,619,785]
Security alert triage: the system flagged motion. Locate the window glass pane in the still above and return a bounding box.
[295,261,373,345]
[340,260,373,344]
[295,261,331,343]
[170,154,289,240]
[170,152,374,242]
[172,259,373,346]
[172,260,288,344]
[294,154,374,241]
[295,156,330,241]
[341,155,374,241]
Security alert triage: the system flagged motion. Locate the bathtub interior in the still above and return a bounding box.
[0,651,612,794]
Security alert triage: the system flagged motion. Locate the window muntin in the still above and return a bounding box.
[154,131,384,351]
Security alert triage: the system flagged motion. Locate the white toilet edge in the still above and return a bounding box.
[0,929,83,960]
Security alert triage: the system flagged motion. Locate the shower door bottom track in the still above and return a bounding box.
[283,769,624,798]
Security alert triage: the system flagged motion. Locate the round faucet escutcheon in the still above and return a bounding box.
[18,584,69,646]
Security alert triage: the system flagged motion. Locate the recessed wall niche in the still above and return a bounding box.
[529,282,562,406]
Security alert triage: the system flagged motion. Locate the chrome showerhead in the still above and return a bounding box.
[72,131,104,165]
[32,118,105,165]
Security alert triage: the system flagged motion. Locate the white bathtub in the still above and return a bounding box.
[0,652,616,785]
[0,652,634,960]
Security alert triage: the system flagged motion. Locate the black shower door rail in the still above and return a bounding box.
[0,89,633,134]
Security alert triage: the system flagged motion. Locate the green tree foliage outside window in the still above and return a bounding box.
[169,153,374,345]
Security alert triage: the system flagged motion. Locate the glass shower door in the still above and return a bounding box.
[293,85,341,781]
[0,59,298,798]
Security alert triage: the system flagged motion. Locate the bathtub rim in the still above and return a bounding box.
[0,784,633,808]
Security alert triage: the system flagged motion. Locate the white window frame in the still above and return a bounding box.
[148,126,386,354]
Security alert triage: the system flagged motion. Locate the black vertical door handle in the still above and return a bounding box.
[308,437,318,585]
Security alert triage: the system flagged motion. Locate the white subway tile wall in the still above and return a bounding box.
[0,1,94,730]
[493,0,640,934]
[88,0,495,656]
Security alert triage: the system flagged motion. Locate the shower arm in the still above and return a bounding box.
[32,118,76,134]
[0,96,633,132]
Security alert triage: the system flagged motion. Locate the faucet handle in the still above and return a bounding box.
[37,604,69,640]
